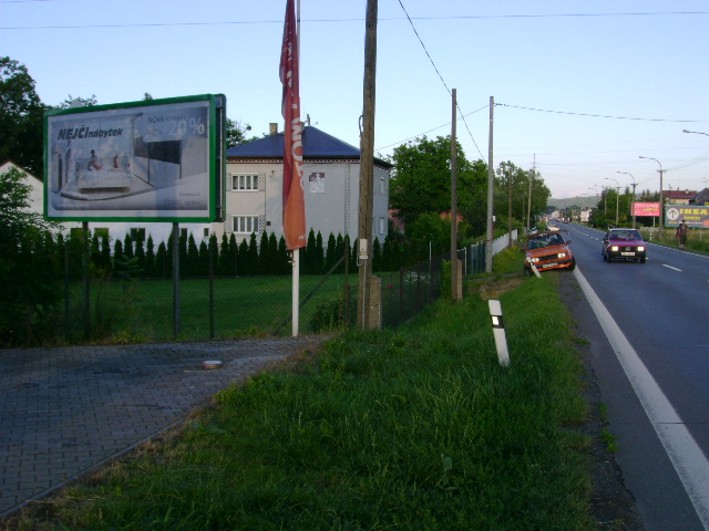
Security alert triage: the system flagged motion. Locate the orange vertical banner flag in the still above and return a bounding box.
[280,0,306,250]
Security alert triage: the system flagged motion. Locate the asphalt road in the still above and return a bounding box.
[559,223,709,530]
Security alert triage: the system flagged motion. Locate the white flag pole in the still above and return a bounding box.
[291,0,301,338]
[292,248,299,337]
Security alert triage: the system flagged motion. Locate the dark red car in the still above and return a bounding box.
[602,228,647,263]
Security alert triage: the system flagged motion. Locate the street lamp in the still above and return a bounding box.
[617,171,637,228]
[639,156,664,231]
[605,177,619,225]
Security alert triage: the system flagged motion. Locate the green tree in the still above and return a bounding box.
[0,57,46,178]
[226,118,253,148]
[144,235,156,278]
[408,212,450,260]
[389,135,488,236]
[0,166,61,345]
[155,242,168,279]
[198,240,209,276]
[237,238,249,275]
[246,233,259,274]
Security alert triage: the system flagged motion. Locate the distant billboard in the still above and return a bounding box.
[44,94,226,222]
[632,202,660,217]
[665,205,709,228]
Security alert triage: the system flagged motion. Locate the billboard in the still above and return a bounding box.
[632,202,660,217]
[44,94,226,222]
[665,205,709,228]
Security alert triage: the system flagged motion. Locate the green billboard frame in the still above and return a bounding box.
[44,93,226,223]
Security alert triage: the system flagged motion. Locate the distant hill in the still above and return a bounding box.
[548,196,597,210]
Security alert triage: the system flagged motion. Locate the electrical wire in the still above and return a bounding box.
[495,103,709,124]
[396,0,485,159]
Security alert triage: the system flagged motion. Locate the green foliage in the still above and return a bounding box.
[309,288,356,332]
[0,166,62,346]
[408,211,450,258]
[0,57,46,178]
[494,161,551,229]
[389,135,488,235]
[225,118,253,148]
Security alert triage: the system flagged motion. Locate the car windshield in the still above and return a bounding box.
[609,230,641,241]
[527,233,564,249]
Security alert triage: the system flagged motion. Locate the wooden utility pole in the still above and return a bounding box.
[357,0,377,329]
[450,88,459,300]
[526,156,535,230]
[485,96,494,273]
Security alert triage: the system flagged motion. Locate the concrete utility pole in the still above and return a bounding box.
[526,156,535,231]
[357,0,377,330]
[485,96,494,273]
[450,88,459,300]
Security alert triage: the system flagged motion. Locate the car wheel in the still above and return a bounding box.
[640,257,646,264]
[568,258,576,271]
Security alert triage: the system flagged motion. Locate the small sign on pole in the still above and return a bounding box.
[488,299,510,367]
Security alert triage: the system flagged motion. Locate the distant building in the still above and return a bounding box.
[219,124,392,244]
[689,187,709,205]
[664,189,697,205]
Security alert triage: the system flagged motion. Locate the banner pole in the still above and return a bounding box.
[292,248,299,337]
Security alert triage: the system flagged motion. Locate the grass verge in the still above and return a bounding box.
[8,273,597,530]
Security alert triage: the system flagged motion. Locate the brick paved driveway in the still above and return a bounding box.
[0,336,325,517]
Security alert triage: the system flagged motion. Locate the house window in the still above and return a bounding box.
[231,174,259,191]
[379,217,386,235]
[203,227,210,238]
[380,177,386,195]
[233,215,259,234]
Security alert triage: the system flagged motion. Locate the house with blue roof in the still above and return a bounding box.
[216,124,392,244]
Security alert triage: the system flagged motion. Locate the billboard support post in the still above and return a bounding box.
[172,222,180,338]
[82,221,90,340]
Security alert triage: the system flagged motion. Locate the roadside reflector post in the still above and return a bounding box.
[488,299,510,367]
[528,260,542,278]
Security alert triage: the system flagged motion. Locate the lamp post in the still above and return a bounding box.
[617,171,637,228]
[639,156,664,231]
[605,177,619,225]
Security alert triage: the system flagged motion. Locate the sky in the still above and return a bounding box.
[3,0,709,199]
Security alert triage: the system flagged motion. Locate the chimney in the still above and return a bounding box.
[269,123,278,136]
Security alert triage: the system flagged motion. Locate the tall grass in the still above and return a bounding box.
[12,274,594,530]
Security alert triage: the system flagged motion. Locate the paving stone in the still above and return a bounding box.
[0,336,325,517]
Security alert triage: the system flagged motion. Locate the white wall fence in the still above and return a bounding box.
[460,229,519,276]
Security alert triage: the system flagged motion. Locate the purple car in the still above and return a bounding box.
[602,228,647,263]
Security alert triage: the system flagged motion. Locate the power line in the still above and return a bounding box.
[4,10,709,27]
[496,103,709,123]
[396,0,485,159]
[376,104,488,152]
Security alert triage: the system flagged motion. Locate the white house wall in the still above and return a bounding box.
[216,159,390,246]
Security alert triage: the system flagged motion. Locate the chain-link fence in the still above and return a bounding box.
[379,257,444,329]
[6,227,519,347]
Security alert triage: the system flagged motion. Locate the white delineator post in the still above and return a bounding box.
[488,299,510,367]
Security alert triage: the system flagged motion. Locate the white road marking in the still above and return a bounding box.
[574,266,709,529]
[662,264,682,272]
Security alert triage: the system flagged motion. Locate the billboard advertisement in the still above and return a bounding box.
[632,202,660,217]
[665,205,709,228]
[44,94,225,222]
